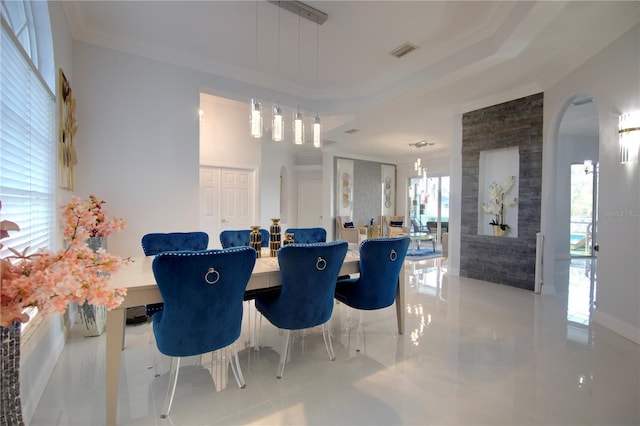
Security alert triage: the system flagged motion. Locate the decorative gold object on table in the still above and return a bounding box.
[283,233,294,246]
[250,226,262,257]
[269,218,281,257]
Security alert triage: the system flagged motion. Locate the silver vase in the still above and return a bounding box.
[78,237,108,336]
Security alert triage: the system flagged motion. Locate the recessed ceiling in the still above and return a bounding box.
[62,0,639,162]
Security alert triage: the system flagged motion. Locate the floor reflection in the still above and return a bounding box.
[30,255,639,426]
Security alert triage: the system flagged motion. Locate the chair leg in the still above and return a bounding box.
[322,322,336,361]
[229,343,246,389]
[245,301,252,348]
[356,310,365,353]
[161,357,181,419]
[277,329,291,379]
[254,309,262,352]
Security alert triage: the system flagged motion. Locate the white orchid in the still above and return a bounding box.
[482,176,518,230]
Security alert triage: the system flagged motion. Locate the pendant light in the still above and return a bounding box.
[251,98,262,138]
[272,4,283,142]
[272,105,283,141]
[312,22,322,148]
[250,1,262,139]
[294,109,304,145]
[293,12,304,145]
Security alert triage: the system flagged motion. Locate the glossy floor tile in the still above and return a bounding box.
[30,257,639,425]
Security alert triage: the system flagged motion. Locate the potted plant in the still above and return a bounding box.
[1,195,128,423]
[482,176,518,236]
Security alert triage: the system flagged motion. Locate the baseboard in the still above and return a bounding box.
[592,309,640,345]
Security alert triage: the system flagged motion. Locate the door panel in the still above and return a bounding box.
[200,166,256,248]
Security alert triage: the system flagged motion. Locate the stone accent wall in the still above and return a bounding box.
[460,93,543,290]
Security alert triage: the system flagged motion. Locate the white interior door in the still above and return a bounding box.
[200,166,256,247]
[298,180,322,227]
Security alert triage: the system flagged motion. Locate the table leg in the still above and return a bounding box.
[395,263,406,335]
[106,308,125,426]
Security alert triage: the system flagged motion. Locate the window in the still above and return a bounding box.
[1,3,55,328]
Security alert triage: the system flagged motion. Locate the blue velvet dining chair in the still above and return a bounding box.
[151,247,256,418]
[219,228,269,248]
[283,227,327,244]
[141,232,210,319]
[142,231,209,256]
[334,236,410,350]
[254,241,348,378]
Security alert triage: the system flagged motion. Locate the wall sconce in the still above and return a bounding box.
[584,160,593,174]
[619,112,639,163]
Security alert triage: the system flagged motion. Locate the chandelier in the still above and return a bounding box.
[410,140,434,182]
[250,1,327,148]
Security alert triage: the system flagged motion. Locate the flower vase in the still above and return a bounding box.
[79,237,108,337]
[249,226,262,258]
[492,226,509,237]
[1,321,24,425]
[269,218,281,257]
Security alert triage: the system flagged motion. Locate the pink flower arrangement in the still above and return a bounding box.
[0,196,128,328]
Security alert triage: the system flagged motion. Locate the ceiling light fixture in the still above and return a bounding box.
[409,140,433,148]
[272,3,283,142]
[254,1,328,146]
[250,1,262,139]
[410,140,432,182]
[267,0,327,25]
[313,22,321,148]
[293,12,304,145]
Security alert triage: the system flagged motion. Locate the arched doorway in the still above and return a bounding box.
[554,94,599,329]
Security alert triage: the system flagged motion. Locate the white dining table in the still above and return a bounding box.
[104,248,406,425]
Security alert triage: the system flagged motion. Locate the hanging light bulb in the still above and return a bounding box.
[272,105,283,141]
[293,11,304,145]
[251,98,262,138]
[272,4,283,142]
[313,114,321,148]
[249,2,262,139]
[294,109,304,145]
[312,21,322,148]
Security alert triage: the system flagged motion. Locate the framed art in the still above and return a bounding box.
[59,68,77,190]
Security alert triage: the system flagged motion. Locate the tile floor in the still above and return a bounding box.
[30,257,639,425]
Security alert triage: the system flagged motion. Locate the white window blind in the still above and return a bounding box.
[0,22,55,258]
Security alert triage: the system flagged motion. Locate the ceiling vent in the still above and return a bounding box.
[390,42,419,58]
[344,128,360,134]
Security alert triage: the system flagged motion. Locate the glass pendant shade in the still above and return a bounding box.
[313,115,322,148]
[272,105,283,142]
[293,111,304,145]
[250,98,262,138]
[619,112,640,163]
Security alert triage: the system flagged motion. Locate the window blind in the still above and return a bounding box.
[0,23,55,258]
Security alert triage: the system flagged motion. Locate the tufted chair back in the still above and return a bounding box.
[140,232,210,319]
[335,236,410,310]
[220,229,269,248]
[152,247,255,356]
[283,227,327,244]
[141,232,209,256]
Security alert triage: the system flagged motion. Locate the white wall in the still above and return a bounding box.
[543,24,640,343]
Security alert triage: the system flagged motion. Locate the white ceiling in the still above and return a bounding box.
[62,1,639,162]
